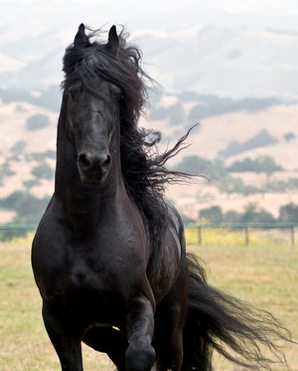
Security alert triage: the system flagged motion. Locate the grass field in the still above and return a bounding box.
[0,233,297,370]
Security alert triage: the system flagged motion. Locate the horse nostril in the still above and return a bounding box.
[78,153,92,170]
[102,154,112,169]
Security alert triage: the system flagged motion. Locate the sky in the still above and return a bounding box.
[2,0,298,37]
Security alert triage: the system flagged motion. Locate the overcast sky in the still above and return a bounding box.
[2,0,298,38]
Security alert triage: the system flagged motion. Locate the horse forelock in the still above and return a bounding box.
[62,28,148,117]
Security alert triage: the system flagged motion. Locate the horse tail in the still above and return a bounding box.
[183,253,292,371]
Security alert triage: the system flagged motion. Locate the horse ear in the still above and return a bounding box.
[107,25,119,55]
[74,23,89,47]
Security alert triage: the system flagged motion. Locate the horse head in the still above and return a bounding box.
[63,24,121,186]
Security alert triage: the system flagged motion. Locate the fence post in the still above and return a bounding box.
[291,226,295,246]
[197,225,202,246]
[245,226,249,246]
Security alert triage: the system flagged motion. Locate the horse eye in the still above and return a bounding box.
[109,85,122,101]
[67,91,76,101]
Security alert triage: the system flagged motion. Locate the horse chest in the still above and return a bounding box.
[60,237,143,300]
[65,247,121,290]
[43,248,129,324]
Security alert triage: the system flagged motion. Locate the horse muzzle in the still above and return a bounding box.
[77,152,112,185]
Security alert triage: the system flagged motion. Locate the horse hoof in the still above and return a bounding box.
[125,344,155,371]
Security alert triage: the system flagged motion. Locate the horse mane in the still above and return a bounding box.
[62,27,191,233]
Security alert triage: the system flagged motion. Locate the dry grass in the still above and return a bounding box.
[188,243,298,370]
[0,235,111,371]
[0,234,297,370]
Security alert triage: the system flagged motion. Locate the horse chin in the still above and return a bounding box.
[79,169,108,186]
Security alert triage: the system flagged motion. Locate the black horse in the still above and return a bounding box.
[32,24,290,371]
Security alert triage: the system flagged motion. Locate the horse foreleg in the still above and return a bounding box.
[154,275,188,371]
[125,296,156,371]
[155,310,184,371]
[83,326,128,370]
[42,303,84,371]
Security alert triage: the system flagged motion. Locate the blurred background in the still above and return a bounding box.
[1,3,298,369]
[1,0,298,227]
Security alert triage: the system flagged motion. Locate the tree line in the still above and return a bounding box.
[149,91,283,125]
[198,203,298,224]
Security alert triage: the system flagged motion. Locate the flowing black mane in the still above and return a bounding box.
[62,27,190,218]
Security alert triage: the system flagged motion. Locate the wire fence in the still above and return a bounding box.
[0,224,37,241]
[1,223,298,246]
[185,222,298,246]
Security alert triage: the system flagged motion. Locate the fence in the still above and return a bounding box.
[1,223,298,246]
[185,222,298,246]
[0,224,37,241]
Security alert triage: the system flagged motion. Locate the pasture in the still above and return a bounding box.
[0,233,297,370]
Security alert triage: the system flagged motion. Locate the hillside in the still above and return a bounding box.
[0,100,57,156]
[164,104,298,170]
[1,16,298,225]
[2,97,298,169]
[1,96,298,224]
[166,174,298,221]
[1,24,298,101]
[143,96,298,170]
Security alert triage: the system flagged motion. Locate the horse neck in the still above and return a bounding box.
[54,99,127,227]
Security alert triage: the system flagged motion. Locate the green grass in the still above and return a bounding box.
[0,235,297,370]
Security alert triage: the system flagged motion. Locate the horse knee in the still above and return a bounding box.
[125,344,156,371]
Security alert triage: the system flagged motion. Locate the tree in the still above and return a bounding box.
[228,156,283,174]
[219,129,279,158]
[228,158,255,172]
[224,210,241,223]
[279,203,298,222]
[284,132,296,142]
[32,162,54,180]
[26,114,50,130]
[173,156,227,180]
[240,203,275,223]
[255,156,283,177]
[0,191,50,224]
[11,140,26,156]
[264,180,287,193]
[199,206,223,223]
[0,162,15,185]
[218,175,246,198]
[287,178,298,192]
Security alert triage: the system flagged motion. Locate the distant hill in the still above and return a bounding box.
[163,103,298,171]
[1,25,298,101]
[1,7,298,225]
[1,95,298,168]
[1,96,298,224]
